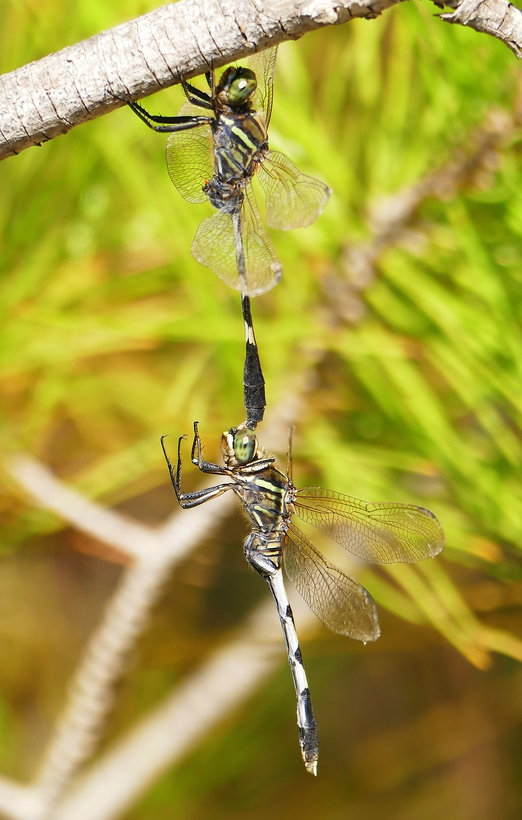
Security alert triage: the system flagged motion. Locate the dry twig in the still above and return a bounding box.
[1,0,520,161]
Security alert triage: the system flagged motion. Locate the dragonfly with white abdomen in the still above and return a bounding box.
[162,423,444,775]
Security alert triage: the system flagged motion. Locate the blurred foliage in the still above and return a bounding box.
[0,1,521,818]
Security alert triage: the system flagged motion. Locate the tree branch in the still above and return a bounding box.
[440,0,522,57]
[0,0,402,161]
[52,598,312,820]
[2,0,520,162]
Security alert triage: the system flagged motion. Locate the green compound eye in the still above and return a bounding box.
[234,429,257,463]
[224,68,257,105]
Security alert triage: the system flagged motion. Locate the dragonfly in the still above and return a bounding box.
[121,46,330,428]
[162,423,445,775]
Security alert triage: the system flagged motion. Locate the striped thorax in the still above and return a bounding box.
[203,66,268,213]
[221,426,296,570]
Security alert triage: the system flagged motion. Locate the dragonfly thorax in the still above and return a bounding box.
[221,427,296,538]
[239,466,295,538]
[207,110,268,212]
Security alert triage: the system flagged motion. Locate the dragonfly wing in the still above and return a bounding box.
[284,523,380,641]
[166,122,213,204]
[192,189,281,295]
[240,187,282,295]
[258,151,331,230]
[246,46,277,128]
[295,488,445,565]
[178,99,210,118]
[191,210,239,289]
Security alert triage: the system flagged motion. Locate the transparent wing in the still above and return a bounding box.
[245,46,277,127]
[191,209,237,287]
[241,187,282,294]
[294,488,445,565]
[258,151,331,230]
[165,121,213,204]
[178,99,210,118]
[191,187,282,295]
[283,522,380,641]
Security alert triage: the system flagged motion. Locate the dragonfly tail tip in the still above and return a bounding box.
[304,757,318,776]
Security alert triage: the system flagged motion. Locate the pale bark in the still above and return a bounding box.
[1,0,520,162]
[0,0,402,161]
[440,0,522,57]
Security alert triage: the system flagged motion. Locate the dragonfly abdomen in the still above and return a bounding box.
[244,532,283,575]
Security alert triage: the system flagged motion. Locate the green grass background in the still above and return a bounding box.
[1,1,521,817]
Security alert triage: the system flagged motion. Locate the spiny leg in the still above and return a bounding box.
[205,67,215,96]
[160,434,232,508]
[188,422,232,475]
[124,98,212,133]
[180,78,213,108]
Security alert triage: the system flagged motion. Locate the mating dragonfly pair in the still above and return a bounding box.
[120,46,330,428]
[122,49,444,775]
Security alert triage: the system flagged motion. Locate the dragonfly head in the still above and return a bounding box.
[216,66,257,108]
[221,425,260,467]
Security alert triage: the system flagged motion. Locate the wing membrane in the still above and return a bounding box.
[246,46,277,127]
[178,99,210,118]
[295,488,444,565]
[166,113,213,203]
[191,188,281,295]
[258,151,330,230]
[241,188,282,295]
[284,523,380,641]
[191,209,237,287]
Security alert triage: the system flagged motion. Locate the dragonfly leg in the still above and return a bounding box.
[125,99,212,133]
[205,69,215,96]
[180,78,213,109]
[189,422,231,476]
[174,481,233,509]
[160,434,232,508]
[248,557,319,776]
[173,478,233,509]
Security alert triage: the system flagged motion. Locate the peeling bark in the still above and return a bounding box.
[440,0,522,58]
[0,0,520,161]
[0,0,402,161]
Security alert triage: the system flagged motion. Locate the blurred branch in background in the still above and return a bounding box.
[0,0,521,160]
[440,0,522,57]
[51,600,297,820]
[334,95,522,317]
